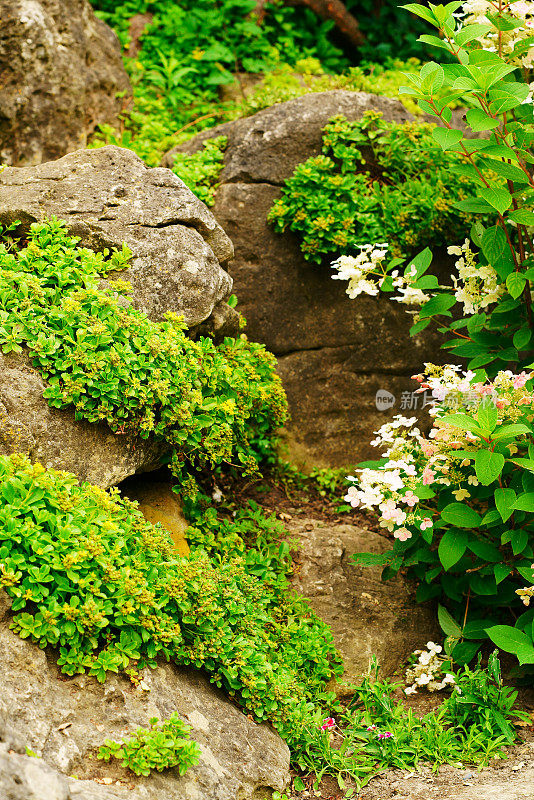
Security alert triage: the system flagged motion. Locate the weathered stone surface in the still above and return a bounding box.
[0,147,239,486]
[0,352,165,489]
[161,90,416,185]
[0,146,234,326]
[0,595,290,800]
[120,473,190,557]
[0,0,131,167]
[276,350,429,468]
[291,516,438,684]
[162,92,444,467]
[0,743,71,800]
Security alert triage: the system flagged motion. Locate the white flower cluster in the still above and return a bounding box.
[344,416,434,541]
[331,244,388,299]
[392,264,430,306]
[331,245,430,306]
[462,0,534,68]
[345,416,422,511]
[405,642,456,695]
[448,239,504,315]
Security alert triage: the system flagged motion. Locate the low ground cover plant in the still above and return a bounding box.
[170,136,227,206]
[98,714,201,776]
[337,0,534,669]
[0,218,287,497]
[269,111,484,262]
[0,452,341,754]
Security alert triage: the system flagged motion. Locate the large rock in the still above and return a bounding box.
[162,92,444,467]
[0,593,290,800]
[0,146,238,487]
[291,515,438,685]
[0,352,166,489]
[0,0,131,167]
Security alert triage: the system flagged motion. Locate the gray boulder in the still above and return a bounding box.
[0,593,290,800]
[0,147,238,486]
[0,0,131,167]
[162,92,444,467]
[290,515,438,685]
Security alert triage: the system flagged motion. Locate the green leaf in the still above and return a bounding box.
[441,504,482,529]
[418,292,457,319]
[438,604,462,637]
[480,225,506,265]
[465,108,500,132]
[513,492,534,511]
[479,187,513,216]
[438,528,468,569]
[511,529,529,555]
[477,400,498,434]
[468,539,501,561]
[509,209,534,225]
[440,413,483,436]
[486,625,534,664]
[494,564,512,584]
[494,487,517,522]
[474,450,504,485]
[431,127,463,151]
[506,272,526,299]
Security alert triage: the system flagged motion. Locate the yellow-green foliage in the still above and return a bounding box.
[269,111,483,262]
[171,136,227,206]
[0,218,287,492]
[0,452,341,751]
[244,58,463,117]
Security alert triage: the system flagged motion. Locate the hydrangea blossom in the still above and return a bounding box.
[461,0,534,69]
[405,642,456,695]
[448,239,505,315]
[343,367,534,541]
[331,245,430,305]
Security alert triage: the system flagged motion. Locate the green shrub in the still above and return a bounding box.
[98,714,201,776]
[0,218,287,494]
[171,136,227,206]
[340,1,534,670]
[269,111,485,262]
[0,452,341,750]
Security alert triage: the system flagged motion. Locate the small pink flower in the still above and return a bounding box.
[394,526,412,542]
[420,517,433,530]
[366,724,377,731]
[421,440,436,457]
[320,717,335,731]
[422,466,436,485]
[344,486,360,508]
[513,372,530,389]
[402,491,419,508]
[378,731,393,739]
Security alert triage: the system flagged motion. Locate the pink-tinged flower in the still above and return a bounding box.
[378,732,393,739]
[420,517,433,530]
[366,724,377,731]
[394,526,412,542]
[344,486,360,508]
[513,372,530,389]
[496,399,510,408]
[403,491,418,508]
[320,717,335,731]
[422,466,436,485]
[421,440,437,457]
